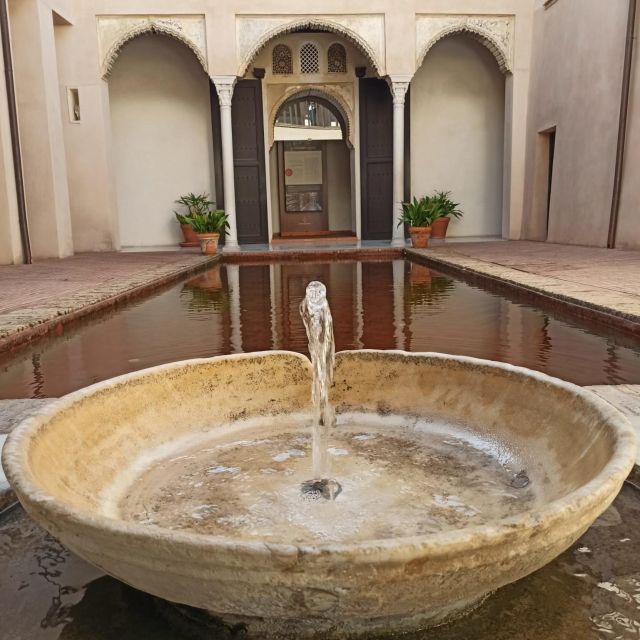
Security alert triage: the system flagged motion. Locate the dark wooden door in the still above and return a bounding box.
[360,79,393,240]
[232,80,268,244]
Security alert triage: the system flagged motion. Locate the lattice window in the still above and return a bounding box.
[272,44,292,74]
[327,43,347,73]
[300,43,319,74]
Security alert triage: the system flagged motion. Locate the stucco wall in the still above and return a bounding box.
[616,5,640,250]
[522,0,628,247]
[326,141,352,231]
[109,34,215,248]
[410,36,505,238]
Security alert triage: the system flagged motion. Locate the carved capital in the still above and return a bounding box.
[389,79,410,106]
[213,77,237,108]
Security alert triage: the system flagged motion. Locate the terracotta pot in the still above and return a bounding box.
[179,223,200,248]
[197,232,220,255]
[431,217,450,240]
[409,226,432,249]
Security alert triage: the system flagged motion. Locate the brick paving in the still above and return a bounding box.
[0,252,217,350]
[407,241,640,326]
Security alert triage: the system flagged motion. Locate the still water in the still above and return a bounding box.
[0,259,639,398]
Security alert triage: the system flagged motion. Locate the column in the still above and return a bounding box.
[226,264,243,353]
[392,259,406,350]
[9,0,73,259]
[390,78,410,247]
[212,76,239,250]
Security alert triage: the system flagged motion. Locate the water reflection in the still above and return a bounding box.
[0,260,639,398]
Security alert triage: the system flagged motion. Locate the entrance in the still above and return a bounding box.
[273,96,352,239]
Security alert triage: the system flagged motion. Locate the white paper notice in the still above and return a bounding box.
[284,150,323,186]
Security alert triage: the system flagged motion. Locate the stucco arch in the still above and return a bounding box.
[238,17,383,77]
[269,86,354,149]
[415,16,514,75]
[100,18,208,79]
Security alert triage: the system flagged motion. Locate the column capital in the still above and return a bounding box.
[212,76,237,107]
[387,76,412,106]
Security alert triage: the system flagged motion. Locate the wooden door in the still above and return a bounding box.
[360,79,393,240]
[278,141,329,235]
[231,80,268,244]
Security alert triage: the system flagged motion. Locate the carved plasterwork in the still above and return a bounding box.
[416,14,515,74]
[267,83,355,149]
[98,15,207,78]
[237,15,385,77]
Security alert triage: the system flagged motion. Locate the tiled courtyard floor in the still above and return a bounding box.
[407,240,640,328]
[0,251,217,350]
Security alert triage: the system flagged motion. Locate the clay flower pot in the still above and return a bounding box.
[431,217,450,240]
[180,223,200,247]
[197,232,220,255]
[409,226,432,249]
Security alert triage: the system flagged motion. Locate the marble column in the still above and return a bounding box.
[390,78,410,247]
[212,76,239,250]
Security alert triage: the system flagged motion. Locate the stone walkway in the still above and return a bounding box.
[407,241,640,330]
[0,252,217,351]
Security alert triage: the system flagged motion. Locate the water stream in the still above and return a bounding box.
[299,281,336,488]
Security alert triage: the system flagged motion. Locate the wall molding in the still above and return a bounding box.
[98,15,208,78]
[236,15,385,77]
[416,14,515,74]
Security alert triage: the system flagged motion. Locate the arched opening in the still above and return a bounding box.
[241,29,375,242]
[410,34,506,238]
[108,33,215,248]
[272,94,352,236]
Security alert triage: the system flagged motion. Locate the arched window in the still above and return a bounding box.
[272,44,292,74]
[328,43,347,73]
[300,43,319,74]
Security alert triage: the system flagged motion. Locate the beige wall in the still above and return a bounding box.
[0,26,22,264]
[109,34,215,248]
[522,0,628,247]
[616,5,640,250]
[411,36,505,238]
[326,141,352,231]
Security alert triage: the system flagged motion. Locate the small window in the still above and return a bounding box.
[328,43,347,73]
[300,43,319,74]
[272,44,293,74]
[67,88,80,122]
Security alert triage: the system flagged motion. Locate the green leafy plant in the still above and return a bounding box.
[174,212,192,225]
[398,197,435,228]
[175,193,215,217]
[430,191,463,221]
[189,210,229,234]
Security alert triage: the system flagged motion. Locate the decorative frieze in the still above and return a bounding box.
[98,15,207,78]
[236,15,385,77]
[416,14,515,74]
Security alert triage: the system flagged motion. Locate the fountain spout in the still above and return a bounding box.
[299,281,338,492]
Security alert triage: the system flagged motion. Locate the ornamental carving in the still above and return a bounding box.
[236,15,385,77]
[416,14,515,74]
[98,15,207,78]
[268,84,355,149]
[328,43,347,73]
[272,44,293,74]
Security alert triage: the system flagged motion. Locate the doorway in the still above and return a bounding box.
[273,96,353,239]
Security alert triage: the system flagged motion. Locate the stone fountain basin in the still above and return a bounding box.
[2,351,637,638]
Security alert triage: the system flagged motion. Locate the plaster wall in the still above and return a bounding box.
[108,34,215,248]
[616,6,640,250]
[0,26,22,264]
[326,141,352,231]
[522,0,628,247]
[9,0,73,259]
[410,36,505,238]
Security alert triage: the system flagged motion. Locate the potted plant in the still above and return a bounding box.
[430,191,463,240]
[189,209,229,255]
[398,197,434,248]
[174,193,216,247]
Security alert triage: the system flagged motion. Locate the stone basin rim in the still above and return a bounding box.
[2,350,637,561]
